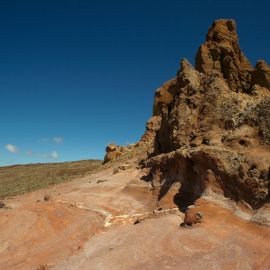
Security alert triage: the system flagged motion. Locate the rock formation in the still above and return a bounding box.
[104,116,161,163]
[146,19,270,210]
[105,19,270,212]
[195,19,253,93]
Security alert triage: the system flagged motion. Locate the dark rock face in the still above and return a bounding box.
[143,19,270,210]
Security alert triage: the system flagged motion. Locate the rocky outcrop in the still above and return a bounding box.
[104,116,161,164]
[195,19,253,93]
[142,19,270,211]
[104,144,121,163]
[153,79,178,116]
[104,19,270,212]
[252,60,270,89]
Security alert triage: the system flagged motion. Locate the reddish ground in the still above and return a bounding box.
[0,167,269,270]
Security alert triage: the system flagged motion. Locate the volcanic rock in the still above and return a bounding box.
[251,60,270,89]
[104,117,161,163]
[104,19,270,214]
[195,19,253,93]
[142,19,270,211]
[104,143,121,163]
[181,210,203,227]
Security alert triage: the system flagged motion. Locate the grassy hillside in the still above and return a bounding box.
[0,160,102,199]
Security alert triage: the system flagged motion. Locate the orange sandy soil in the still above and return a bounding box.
[0,166,269,270]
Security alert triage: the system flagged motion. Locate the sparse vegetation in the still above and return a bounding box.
[234,98,270,144]
[254,99,270,144]
[0,160,102,199]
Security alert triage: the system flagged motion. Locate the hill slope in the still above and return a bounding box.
[0,160,101,199]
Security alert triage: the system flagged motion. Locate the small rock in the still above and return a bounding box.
[182,211,203,227]
[0,201,6,208]
[134,219,140,225]
[44,195,50,201]
[113,165,129,174]
[96,179,108,184]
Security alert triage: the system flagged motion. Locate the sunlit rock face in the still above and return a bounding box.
[143,19,270,210]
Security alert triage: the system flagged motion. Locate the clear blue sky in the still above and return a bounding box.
[0,0,269,166]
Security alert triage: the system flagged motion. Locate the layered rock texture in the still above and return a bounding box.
[145,19,270,211]
[106,19,270,212]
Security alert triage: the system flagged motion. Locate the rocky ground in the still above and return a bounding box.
[0,162,269,270]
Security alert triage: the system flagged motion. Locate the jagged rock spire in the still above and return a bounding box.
[142,19,270,210]
[195,19,253,92]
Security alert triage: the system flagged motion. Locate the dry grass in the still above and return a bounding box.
[0,160,102,199]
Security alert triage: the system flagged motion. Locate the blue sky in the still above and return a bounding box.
[0,0,269,166]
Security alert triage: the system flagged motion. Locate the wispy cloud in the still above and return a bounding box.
[24,150,60,160]
[5,144,19,153]
[52,137,64,144]
[39,137,64,144]
[50,151,59,159]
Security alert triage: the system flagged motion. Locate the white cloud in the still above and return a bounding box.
[50,151,59,159]
[5,144,18,153]
[52,137,64,144]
